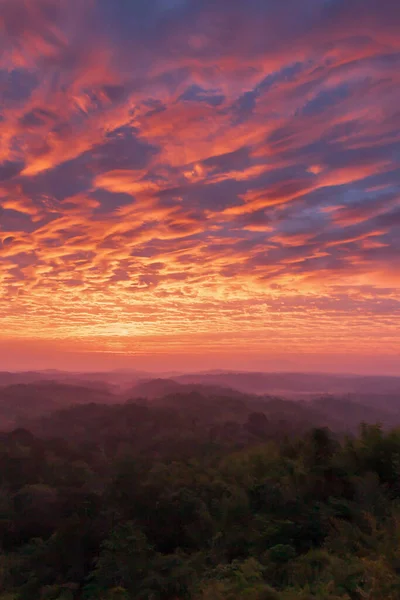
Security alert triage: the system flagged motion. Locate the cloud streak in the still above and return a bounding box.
[0,0,399,371]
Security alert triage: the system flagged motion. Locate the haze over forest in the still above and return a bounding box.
[0,368,400,432]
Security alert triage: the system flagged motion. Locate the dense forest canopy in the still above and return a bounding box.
[0,372,400,599]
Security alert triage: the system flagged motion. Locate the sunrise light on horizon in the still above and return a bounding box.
[0,0,399,373]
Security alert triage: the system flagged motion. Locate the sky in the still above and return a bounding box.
[0,0,399,374]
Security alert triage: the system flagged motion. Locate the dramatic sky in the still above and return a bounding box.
[0,0,399,373]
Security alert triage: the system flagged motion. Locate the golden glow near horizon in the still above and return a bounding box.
[0,0,399,372]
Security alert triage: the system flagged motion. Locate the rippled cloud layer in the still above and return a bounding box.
[1,0,399,370]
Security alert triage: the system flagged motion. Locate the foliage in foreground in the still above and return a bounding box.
[2,420,400,598]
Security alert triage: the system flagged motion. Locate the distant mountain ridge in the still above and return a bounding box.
[2,369,400,396]
[172,371,400,396]
[0,370,399,434]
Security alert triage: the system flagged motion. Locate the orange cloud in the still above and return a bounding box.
[0,0,399,371]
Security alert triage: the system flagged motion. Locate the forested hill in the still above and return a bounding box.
[2,418,400,598]
[15,394,329,458]
[1,377,399,443]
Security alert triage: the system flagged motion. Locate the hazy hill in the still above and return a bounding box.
[1,372,399,441]
[0,381,117,429]
[18,388,391,454]
[126,378,246,400]
[0,370,151,391]
[3,370,400,397]
[19,393,330,458]
[174,371,400,397]
[310,395,400,432]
